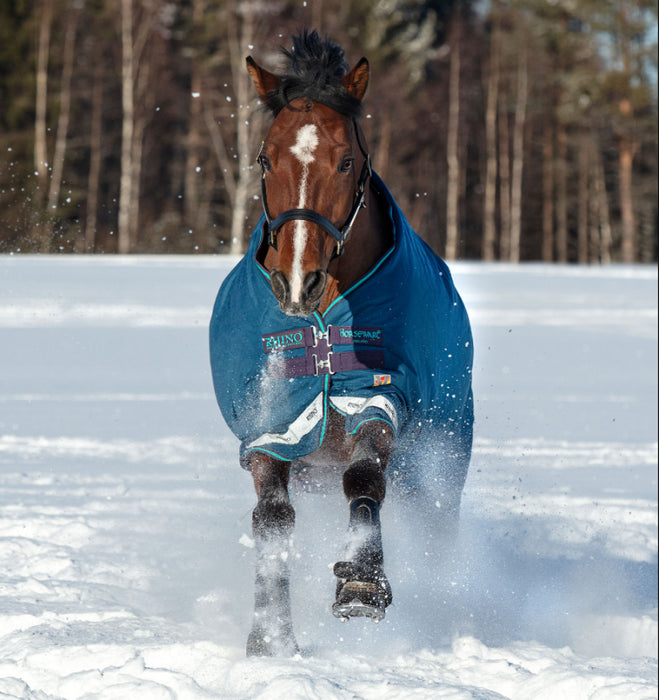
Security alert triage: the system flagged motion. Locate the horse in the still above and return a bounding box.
[209,30,474,657]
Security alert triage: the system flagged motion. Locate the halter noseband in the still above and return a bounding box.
[256,119,372,259]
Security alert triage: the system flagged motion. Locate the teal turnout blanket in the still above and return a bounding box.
[210,174,473,480]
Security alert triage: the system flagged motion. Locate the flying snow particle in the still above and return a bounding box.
[239,533,255,549]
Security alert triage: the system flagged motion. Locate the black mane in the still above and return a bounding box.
[261,30,363,118]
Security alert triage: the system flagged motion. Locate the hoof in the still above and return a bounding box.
[332,581,386,622]
[333,560,392,622]
[246,625,299,657]
[334,561,392,605]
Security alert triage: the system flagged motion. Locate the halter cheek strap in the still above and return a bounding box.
[257,119,372,259]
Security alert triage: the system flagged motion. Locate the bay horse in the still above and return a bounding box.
[210,30,473,656]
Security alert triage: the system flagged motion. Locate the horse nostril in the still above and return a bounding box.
[303,270,327,304]
[270,270,289,306]
[270,269,325,316]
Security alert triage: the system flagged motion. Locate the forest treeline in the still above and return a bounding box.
[0,0,657,261]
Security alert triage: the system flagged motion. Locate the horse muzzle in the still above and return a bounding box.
[271,269,327,317]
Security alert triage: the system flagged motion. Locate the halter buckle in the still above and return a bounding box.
[267,224,277,250]
[256,140,265,163]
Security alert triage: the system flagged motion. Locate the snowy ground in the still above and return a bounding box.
[0,255,656,699]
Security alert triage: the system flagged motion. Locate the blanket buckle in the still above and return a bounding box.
[311,325,332,348]
[313,352,335,376]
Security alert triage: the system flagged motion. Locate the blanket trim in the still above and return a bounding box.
[243,390,398,465]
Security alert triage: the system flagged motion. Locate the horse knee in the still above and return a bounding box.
[247,454,294,540]
[343,459,386,503]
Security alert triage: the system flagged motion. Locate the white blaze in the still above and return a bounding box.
[289,124,319,304]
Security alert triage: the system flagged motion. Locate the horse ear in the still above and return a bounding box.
[342,57,369,101]
[246,56,281,97]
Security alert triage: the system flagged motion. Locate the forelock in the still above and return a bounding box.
[260,30,363,119]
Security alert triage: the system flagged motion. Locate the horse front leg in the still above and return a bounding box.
[333,421,395,622]
[246,453,298,656]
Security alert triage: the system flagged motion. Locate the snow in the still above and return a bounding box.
[0,256,656,699]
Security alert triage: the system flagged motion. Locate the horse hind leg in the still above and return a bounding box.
[246,454,299,657]
[333,423,394,622]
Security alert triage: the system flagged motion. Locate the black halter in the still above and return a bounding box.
[256,119,372,259]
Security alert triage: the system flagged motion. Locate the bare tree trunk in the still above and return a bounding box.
[204,100,236,202]
[409,150,431,236]
[186,83,203,239]
[185,0,205,245]
[498,99,511,261]
[374,110,391,181]
[130,115,145,248]
[35,0,52,204]
[85,55,104,252]
[509,33,527,263]
[228,8,257,255]
[44,6,78,252]
[615,1,638,264]
[618,134,636,262]
[231,178,251,255]
[577,133,589,263]
[311,0,324,29]
[593,145,612,263]
[482,12,500,262]
[201,6,276,253]
[445,11,461,261]
[198,170,215,249]
[541,120,554,261]
[118,0,134,254]
[556,122,568,262]
[588,139,600,264]
[129,40,156,251]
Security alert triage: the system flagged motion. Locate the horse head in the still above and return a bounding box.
[247,32,370,317]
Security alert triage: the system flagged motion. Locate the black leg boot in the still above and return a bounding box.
[332,496,392,622]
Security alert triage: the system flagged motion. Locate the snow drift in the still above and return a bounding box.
[0,256,656,699]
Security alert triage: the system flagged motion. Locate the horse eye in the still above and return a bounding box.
[339,158,353,173]
[259,155,272,172]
